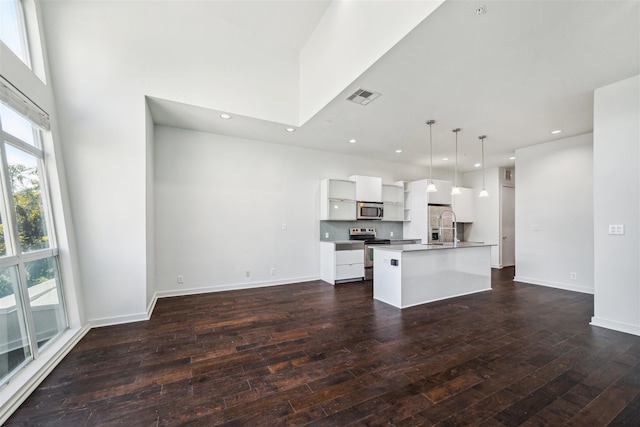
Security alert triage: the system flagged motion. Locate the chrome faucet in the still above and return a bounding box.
[438,209,458,246]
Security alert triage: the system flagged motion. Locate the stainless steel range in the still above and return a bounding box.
[349,228,390,280]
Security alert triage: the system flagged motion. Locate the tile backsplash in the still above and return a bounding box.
[320,221,404,241]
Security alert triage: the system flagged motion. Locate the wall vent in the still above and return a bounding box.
[346,88,381,105]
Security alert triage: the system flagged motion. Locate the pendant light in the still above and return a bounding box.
[426,120,438,193]
[478,135,489,198]
[451,128,462,195]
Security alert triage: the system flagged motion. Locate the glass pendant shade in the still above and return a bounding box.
[451,186,462,196]
[479,188,489,198]
[426,181,438,192]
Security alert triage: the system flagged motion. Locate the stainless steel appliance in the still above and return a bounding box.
[428,205,454,243]
[349,227,390,279]
[356,202,383,220]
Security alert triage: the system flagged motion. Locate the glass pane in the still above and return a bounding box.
[6,145,50,252]
[0,0,30,66]
[25,257,66,348]
[0,265,32,383]
[0,104,37,147]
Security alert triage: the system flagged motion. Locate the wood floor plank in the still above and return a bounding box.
[6,267,640,426]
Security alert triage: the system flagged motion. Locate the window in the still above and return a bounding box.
[0,0,31,67]
[0,102,67,385]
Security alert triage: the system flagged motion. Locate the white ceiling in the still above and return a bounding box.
[148,0,640,173]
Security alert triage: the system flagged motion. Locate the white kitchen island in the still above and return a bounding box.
[373,243,494,309]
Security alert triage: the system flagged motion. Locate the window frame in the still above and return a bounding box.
[0,104,67,387]
[0,0,32,69]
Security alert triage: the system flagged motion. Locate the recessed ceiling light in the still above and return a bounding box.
[474,163,482,167]
[395,149,402,153]
[550,129,562,134]
[509,156,516,160]
[285,127,296,132]
[442,157,449,161]
[349,139,357,144]
[220,113,232,119]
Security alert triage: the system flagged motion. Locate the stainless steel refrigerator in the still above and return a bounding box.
[428,205,454,243]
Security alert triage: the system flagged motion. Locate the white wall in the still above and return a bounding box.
[153,126,427,295]
[39,1,303,324]
[592,75,640,335]
[463,168,501,267]
[514,134,594,294]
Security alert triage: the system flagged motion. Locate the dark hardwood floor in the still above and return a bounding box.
[6,267,640,426]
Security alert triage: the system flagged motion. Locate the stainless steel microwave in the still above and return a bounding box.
[357,202,383,220]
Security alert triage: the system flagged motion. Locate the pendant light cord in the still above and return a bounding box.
[427,120,435,183]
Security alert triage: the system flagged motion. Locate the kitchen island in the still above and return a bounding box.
[373,242,494,308]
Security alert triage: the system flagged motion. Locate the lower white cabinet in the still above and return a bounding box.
[320,241,365,284]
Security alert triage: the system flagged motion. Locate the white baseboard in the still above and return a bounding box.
[88,311,151,328]
[146,294,158,319]
[590,316,640,336]
[0,326,91,425]
[514,275,594,294]
[154,276,319,299]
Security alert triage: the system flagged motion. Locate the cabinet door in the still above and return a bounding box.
[336,249,364,265]
[383,203,403,221]
[327,200,356,221]
[350,175,382,202]
[426,180,452,205]
[328,179,356,200]
[336,263,364,280]
[452,187,474,222]
[382,185,403,203]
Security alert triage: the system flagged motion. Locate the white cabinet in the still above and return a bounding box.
[452,187,474,222]
[349,175,382,202]
[383,203,404,221]
[403,179,428,243]
[382,184,403,203]
[426,179,452,205]
[320,179,356,221]
[382,184,404,221]
[320,241,365,284]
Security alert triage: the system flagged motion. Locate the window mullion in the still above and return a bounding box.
[0,139,21,257]
[16,262,39,358]
[2,130,44,158]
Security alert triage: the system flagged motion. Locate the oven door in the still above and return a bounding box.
[364,244,375,268]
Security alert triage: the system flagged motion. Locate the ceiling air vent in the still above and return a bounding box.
[346,88,381,106]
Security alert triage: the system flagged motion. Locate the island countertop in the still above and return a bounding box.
[375,242,494,252]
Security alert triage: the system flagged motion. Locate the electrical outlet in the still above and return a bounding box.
[282,223,287,231]
[570,272,577,280]
[609,224,625,235]
[177,275,184,284]
[325,232,329,239]
[390,231,394,237]
[270,268,276,275]
[245,270,250,277]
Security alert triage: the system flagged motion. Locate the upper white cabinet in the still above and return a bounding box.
[382,184,403,203]
[320,179,356,221]
[426,179,452,205]
[452,187,474,223]
[349,175,382,202]
[382,184,404,221]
